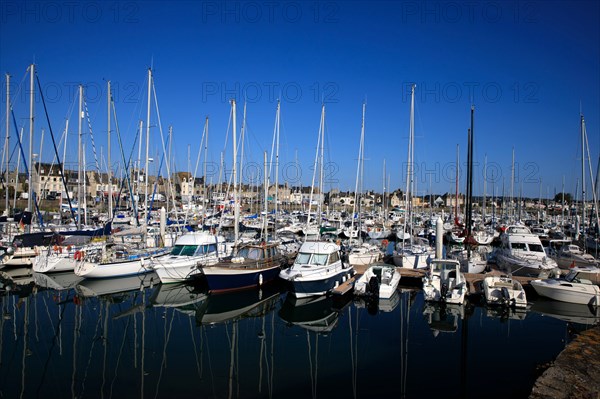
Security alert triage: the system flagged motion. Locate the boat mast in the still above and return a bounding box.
[306,104,325,236]
[466,105,474,241]
[318,104,325,223]
[581,113,586,246]
[351,103,365,241]
[203,116,208,222]
[83,143,87,225]
[274,100,280,239]
[454,144,459,225]
[402,85,415,247]
[232,99,239,244]
[28,64,34,217]
[77,84,83,229]
[582,115,600,244]
[263,151,268,241]
[4,73,9,215]
[510,147,515,223]
[107,81,113,220]
[482,154,487,223]
[144,68,152,225]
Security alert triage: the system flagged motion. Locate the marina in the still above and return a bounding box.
[1,1,600,398]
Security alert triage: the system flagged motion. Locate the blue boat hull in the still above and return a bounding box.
[284,269,354,297]
[203,266,281,293]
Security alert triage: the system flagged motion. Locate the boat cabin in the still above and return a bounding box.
[294,242,341,267]
[234,244,280,261]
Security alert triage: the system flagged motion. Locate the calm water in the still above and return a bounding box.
[1,270,598,399]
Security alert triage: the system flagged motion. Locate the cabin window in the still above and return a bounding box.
[246,248,262,260]
[295,252,311,264]
[528,244,544,252]
[328,251,339,264]
[195,244,216,255]
[312,254,328,266]
[171,245,197,256]
[510,243,527,250]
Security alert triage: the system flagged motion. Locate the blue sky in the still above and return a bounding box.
[1,0,599,199]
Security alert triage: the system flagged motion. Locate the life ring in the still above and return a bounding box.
[53,245,59,253]
[74,251,81,261]
[382,239,389,247]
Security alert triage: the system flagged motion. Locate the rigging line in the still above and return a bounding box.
[10,108,44,227]
[147,134,170,223]
[188,315,202,377]
[109,309,132,398]
[34,74,76,222]
[151,80,178,211]
[83,100,101,173]
[0,68,28,126]
[111,98,140,226]
[34,291,72,396]
[183,119,208,225]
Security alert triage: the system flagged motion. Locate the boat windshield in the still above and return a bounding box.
[171,244,216,256]
[237,247,263,260]
[508,226,530,234]
[528,244,544,252]
[294,252,329,266]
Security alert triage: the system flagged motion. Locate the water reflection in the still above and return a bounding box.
[0,272,597,399]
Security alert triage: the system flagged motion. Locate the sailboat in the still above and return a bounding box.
[346,103,383,267]
[448,106,487,274]
[201,104,287,293]
[392,85,435,269]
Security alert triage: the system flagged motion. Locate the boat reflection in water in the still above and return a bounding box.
[1,269,599,399]
[75,271,159,298]
[423,301,465,336]
[150,282,208,316]
[195,281,283,325]
[530,297,600,326]
[485,304,528,321]
[278,293,352,333]
[354,288,401,314]
[33,271,83,291]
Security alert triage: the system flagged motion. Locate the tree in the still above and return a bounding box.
[553,192,572,204]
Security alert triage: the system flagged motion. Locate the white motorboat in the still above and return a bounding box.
[551,243,599,269]
[149,231,230,284]
[530,269,600,306]
[482,274,527,308]
[493,225,558,277]
[422,259,467,304]
[278,241,354,298]
[353,263,401,299]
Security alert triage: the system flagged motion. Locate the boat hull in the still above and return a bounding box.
[482,276,527,308]
[279,267,355,298]
[530,279,600,306]
[202,264,282,292]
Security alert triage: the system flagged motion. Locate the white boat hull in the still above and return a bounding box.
[353,265,400,299]
[483,275,527,308]
[531,279,600,306]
